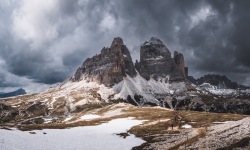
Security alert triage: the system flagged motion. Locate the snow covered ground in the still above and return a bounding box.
[0,118,145,150]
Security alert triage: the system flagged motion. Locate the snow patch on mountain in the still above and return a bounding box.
[199,83,236,95]
[59,73,185,105]
[143,37,163,46]
[113,74,185,103]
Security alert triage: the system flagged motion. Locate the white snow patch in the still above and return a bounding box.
[146,56,164,61]
[143,37,163,46]
[213,121,234,124]
[80,114,101,120]
[64,116,73,122]
[199,83,237,96]
[0,118,145,150]
[182,124,192,129]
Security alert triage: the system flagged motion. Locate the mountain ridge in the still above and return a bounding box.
[0,88,26,98]
[0,37,250,127]
[188,74,249,89]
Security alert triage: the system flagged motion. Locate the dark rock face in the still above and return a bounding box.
[174,51,186,78]
[135,37,187,81]
[187,76,197,84]
[73,37,188,86]
[72,37,136,87]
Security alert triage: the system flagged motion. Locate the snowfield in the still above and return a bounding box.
[0,118,145,150]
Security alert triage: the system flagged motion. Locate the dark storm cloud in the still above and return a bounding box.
[114,0,250,84]
[0,0,115,85]
[180,1,250,81]
[1,0,250,92]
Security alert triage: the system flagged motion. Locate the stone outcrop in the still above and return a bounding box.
[72,37,136,87]
[135,37,187,81]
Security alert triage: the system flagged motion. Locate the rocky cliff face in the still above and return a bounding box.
[135,37,187,82]
[72,37,136,87]
[174,51,186,78]
[73,37,188,87]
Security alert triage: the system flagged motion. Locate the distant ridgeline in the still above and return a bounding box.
[187,74,249,89]
[0,88,26,98]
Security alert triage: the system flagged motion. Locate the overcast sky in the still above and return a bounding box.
[1,0,250,93]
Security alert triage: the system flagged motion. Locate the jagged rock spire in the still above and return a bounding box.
[143,37,163,46]
[111,37,124,47]
[72,37,136,87]
[136,37,187,81]
[73,37,188,87]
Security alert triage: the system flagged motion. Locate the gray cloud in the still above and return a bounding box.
[1,0,250,93]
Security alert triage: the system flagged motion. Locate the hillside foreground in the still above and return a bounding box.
[1,102,249,149]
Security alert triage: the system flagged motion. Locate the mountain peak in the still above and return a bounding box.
[136,37,187,81]
[72,37,136,87]
[143,37,163,46]
[111,37,124,47]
